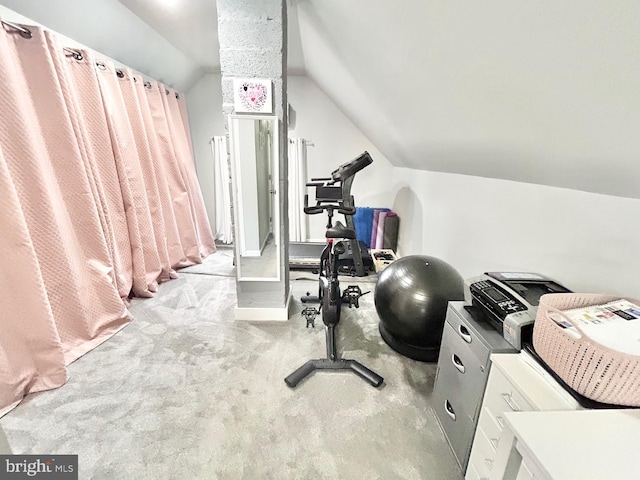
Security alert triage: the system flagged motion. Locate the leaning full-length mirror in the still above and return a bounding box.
[229,115,280,281]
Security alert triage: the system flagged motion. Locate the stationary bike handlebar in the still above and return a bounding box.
[303,151,372,217]
[303,195,356,216]
[330,151,373,182]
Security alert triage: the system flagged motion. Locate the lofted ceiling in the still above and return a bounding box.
[120,0,640,200]
[293,1,640,200]
[1,0,638,199]
[118,0,222,74]
[117,0,306,75]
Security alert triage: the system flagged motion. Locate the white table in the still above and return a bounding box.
[0,424,11,454]
[503,409,640,480]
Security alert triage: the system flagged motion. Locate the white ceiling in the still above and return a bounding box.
[115,0,639,199]
[1,0,638,199]
[294,1,640,199]
[117,0,306,75]
[118,0,221,73]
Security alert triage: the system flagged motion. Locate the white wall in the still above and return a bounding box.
[187,74,640,302]
[185,73,225,232]
[391,168,640,299]
[187,75,395,243]
[288,75,395,241]
[298,1,640,200]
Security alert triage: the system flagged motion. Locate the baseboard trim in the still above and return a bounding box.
[235,291,293,322]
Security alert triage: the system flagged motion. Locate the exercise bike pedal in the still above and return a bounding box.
[341,285,370,308]
[301,306,320,328]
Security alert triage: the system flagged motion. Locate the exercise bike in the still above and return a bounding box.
[284,152,384,388]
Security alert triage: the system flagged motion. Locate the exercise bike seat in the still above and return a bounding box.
[326,221,356,240]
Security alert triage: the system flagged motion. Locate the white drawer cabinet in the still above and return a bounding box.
[465,353,581,480]
[503,410,640,480]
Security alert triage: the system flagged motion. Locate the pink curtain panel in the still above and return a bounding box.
[0,23,215,416]
[58,48,134,300]
[145,80,202,266]
[177,91,195,162]
[0,147,68,415]
[161,86,216,259]
[133,75,186,274]
[117,68,174,282]
[97,59,164,297]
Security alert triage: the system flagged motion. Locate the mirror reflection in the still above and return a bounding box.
[229,115,280,281]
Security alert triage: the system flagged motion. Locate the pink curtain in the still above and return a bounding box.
[0,23,215,416]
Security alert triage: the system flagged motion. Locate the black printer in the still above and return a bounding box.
[464,272,571,349]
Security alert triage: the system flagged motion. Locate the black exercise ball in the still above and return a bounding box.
[375,255,464,362]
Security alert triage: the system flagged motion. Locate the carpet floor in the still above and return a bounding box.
[0,248,463,480]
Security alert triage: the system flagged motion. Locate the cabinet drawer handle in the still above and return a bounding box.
[502,393,521,411]
[484,458,494,470]
[458,325,472,343]
[490,437,499,450]
[495,415,504,429]
[445,400,456,421]
[452,354,465,374]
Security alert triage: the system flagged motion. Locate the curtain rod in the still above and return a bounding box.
[1,19,31,38]
[3,19,85,66]
[63,47,83,61]
[1,16,181,98]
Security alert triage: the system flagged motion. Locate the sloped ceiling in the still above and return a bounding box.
[295,1,640,199]
[116,0,306,74]
[118,0,221,74]
[1,0,638,199]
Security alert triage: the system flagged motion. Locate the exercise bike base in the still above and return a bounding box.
[285,358,384,388]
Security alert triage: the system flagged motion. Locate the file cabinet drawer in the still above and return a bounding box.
[434,303,516,474]
[436,323,489,418]
[445,306,493,365]
[433,389,476,470]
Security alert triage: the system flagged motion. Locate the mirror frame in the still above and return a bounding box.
[228,114,280,282]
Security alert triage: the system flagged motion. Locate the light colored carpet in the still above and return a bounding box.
[0,248,463,480]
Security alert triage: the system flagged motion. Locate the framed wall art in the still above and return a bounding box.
[233,78,273,114]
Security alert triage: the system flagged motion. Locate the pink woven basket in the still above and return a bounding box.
[533,293,640,407]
